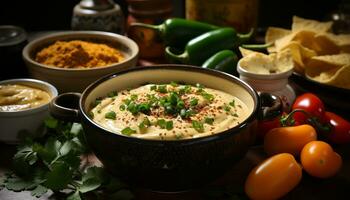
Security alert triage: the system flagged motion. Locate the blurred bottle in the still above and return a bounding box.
[72,0,125,34]
[126,0,173,59]
[0,26,28,80]
[186,0,259,33]
[328,0,350,34]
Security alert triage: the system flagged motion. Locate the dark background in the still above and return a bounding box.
[0,0,346,31]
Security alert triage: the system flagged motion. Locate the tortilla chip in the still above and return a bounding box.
[306,64,350,89]
[274,31,316,52]
[239,47,257,57]
[238,48,293,74]
[280,41,317,73]
[316,33,350,53]
[307,53,350,68]
[265,27,291,53]
[292,16,333,33]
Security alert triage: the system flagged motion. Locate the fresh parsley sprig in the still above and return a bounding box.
[0,117,134,200]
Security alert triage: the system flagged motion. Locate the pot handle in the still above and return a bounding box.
[49,93,81,122]
[258,92,283,121]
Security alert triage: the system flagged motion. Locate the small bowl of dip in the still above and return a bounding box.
[0,78,58,144]
[237,48,295,111]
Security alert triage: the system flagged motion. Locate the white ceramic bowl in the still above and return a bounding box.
[237,59,295,111]
[0,79,58,144]
[22,31,139,93]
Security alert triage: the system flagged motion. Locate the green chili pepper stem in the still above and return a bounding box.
[280,109,331,132]
[165,47,189,63]
[237,28,254,43]
[241,42,273,50]
[130,22,164,32]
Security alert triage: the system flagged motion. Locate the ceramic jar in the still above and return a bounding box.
[237,61,295,112]
[72,0,125,34]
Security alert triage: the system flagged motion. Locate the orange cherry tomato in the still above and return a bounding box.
[245,153,302,200]
[264,124,317,156]
[301,141,342,178]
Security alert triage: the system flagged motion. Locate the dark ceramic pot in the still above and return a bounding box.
[50,65,264,191]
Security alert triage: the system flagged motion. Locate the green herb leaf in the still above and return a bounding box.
[67,190,82,200]
[79,178,101,193]
[229,99,235,107]
[192,120,204,133]
[139,117,151,130]
[157,85,168,93]
[44,161,72,191]
[31,185,48,198]
[157,119,167,129]
[121,127,136,136]
[204,117,214,125]
[170,81,178,87]
[44,117,58,129]
[166,121,173,130]
[105,111,116,120]
[224,104,231,112]
[119,104,126,111]
[190,98,199,107]
[130,94,138,101]
[201,91,214,102]
[127,102,138,115]
[5,177,33,192]
[70,123,83,135]
[107,91,118,97]
[150,85,157,91]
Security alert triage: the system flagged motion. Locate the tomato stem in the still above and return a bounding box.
[280,109,331,132]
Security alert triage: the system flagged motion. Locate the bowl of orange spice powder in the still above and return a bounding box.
[23,31,139,92]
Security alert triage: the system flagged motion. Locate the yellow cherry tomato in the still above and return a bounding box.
[245,153,302,200]
[301,141,342,178]
[264,124,317,156]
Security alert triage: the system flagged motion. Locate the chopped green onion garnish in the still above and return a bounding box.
[157,119,167,129]
[105,111,116,120]
[121,127,136,136]
[201,91,214,102]
[176,100,185,109]
[190,98,198,107]
[107,91,118,97]
[157,85,168,93]
[88,111,94,119]
[192,120,204,133]
[138,117,151,129]
[204,117,214,125]
[127,102,138,115]
[224,104,231,112]
[229,99,235,107]
[170,81,178,87]
[130,94,138,101]
[119,105,126,111]
[166,121,173,130]
[150,85,157,91]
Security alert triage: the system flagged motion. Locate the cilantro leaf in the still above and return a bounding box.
[31,185,48,198]
[67,190,82,200]
[5,177,33,192]
[192,120,204,133]
[79,178,101,193]
[44,161,72,191]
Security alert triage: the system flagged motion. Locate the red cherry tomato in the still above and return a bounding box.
[257,116,282,140]
[292,93,325,125]
[323,111,350,144]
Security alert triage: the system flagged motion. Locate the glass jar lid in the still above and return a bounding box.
[0,25,27,47]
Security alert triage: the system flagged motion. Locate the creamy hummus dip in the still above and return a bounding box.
[90,83,250,140]
[0,84,51,112]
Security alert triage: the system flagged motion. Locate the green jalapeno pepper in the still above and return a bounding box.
[202,50,238,74]
[165,27,255,65]
[130,18,219,48]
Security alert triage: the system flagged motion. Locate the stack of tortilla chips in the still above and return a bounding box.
[265,16,350,89]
